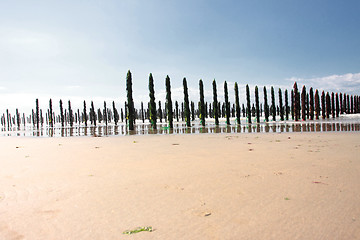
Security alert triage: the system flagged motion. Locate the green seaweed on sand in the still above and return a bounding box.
[123,226,153,235]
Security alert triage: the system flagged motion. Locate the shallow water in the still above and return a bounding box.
[1,115,360,137]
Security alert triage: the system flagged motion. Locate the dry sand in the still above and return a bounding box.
[0,132,360,240]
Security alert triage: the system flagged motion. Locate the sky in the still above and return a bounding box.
[0,0,359,114]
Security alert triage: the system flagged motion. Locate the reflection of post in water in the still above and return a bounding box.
[225,126,231,133]
[310,123,314,132]
[70,127,74,137]
[48,127,54,137]
[247,124,252,133]
[256,124,260,133]
[303,123,308,132]
[336,123,340,131]
[214,126,221,134]
[84,127,88,136]
[138,124,144,135]
[89,126,95,136]
[265,124,270,133]
[271,124,276,133]
[280,124,285,132]
[114,125,119,135]
[321,123,326,132]
[98,126,103,136]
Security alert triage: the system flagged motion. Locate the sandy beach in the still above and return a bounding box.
[0,132,360,239]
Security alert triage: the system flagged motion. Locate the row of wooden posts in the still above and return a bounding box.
[1,71,359,130]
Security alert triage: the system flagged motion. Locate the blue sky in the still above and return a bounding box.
[0,0,359,113]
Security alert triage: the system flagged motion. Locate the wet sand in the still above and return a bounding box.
[0,132,360,239]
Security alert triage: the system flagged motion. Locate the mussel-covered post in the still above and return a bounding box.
[293,83,299,121]
[83,100,88,126]
[309,88,314,120]
[183,78,191,127]
[315,90,320,120]
[165,75,173,128]
[199,79,205,126]
[213,80,219,126]
[264,86,269,122]
[271,86,276,121]
[255,86,260,123]
[126,71,135,130]
[59,99,64,127]
[36,99,39,129]
[301,86,306,121]
[149,73,157,129]
[246,84,251,124]
[68,100,73,127]
[234,82,240,125]
[224,81,230,125]
[49,99,53,127]
[285,89,289,120]
[278,88,284,121]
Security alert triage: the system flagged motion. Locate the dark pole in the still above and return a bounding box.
[301,86,306,121]
[199,79,205,126]
[126,70,135,130]
[264,86,269,122]
[49,99,53,127]
[36,99,39,129]
[224,81,230,125]
[285,89,289,120]
[246,84,251,124]
[234,82,240,125]
[165,75,173,128]
[213,80,219,126]
[293,83,299,121]
[271,86,276,121]
[183,78,191,127]
[255,86,260,123]
[149,73,157,129]
[278,88,284,121]
[309,88,314,120]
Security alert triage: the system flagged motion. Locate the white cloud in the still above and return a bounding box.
[287,73,360,95]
